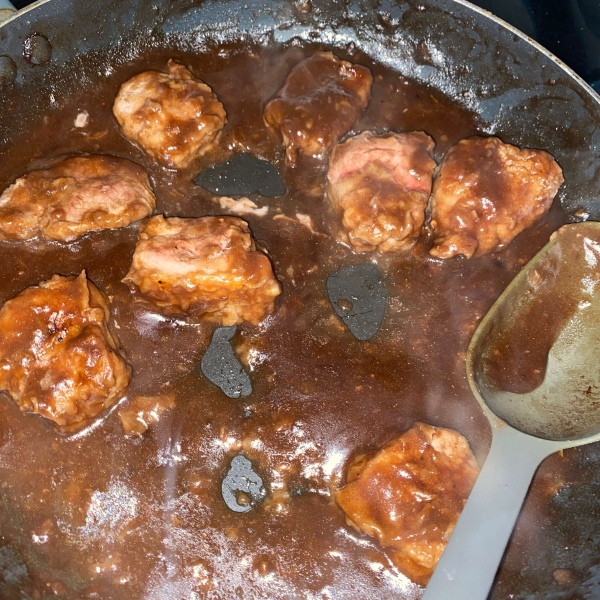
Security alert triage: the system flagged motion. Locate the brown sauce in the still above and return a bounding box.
[0,41,570,598]
[483,291,578,394]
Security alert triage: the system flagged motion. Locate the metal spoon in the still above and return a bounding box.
[423,222,600,600]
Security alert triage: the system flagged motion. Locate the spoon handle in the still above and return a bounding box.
[422,426,558,600]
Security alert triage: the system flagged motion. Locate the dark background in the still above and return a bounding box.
[470,0,600,90]
[9,0,600,89]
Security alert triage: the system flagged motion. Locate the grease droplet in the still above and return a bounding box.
[336,298,353,313]
[23,33,52,66]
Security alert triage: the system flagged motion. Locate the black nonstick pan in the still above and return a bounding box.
[0,1,599,598]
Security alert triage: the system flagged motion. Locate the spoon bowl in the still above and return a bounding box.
[423,222,600,600]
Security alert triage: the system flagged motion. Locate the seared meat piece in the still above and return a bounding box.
[335,422,480,585]
[113,60,227,169]
[263,52,373,164]
[123,215,282,326]
[430,136,564,258]
[327,131,436,253]
[0,155,156,243]
[0,272,131,432]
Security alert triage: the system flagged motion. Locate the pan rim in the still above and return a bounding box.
[1,0,600,115]
[452,0,600,107]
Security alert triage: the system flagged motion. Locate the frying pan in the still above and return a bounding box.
[1,0,600,598]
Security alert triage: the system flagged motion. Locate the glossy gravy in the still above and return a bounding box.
[0,41,584,599]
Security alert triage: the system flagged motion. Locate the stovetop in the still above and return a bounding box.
[469,0,600,91]
[10,0,600,90]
